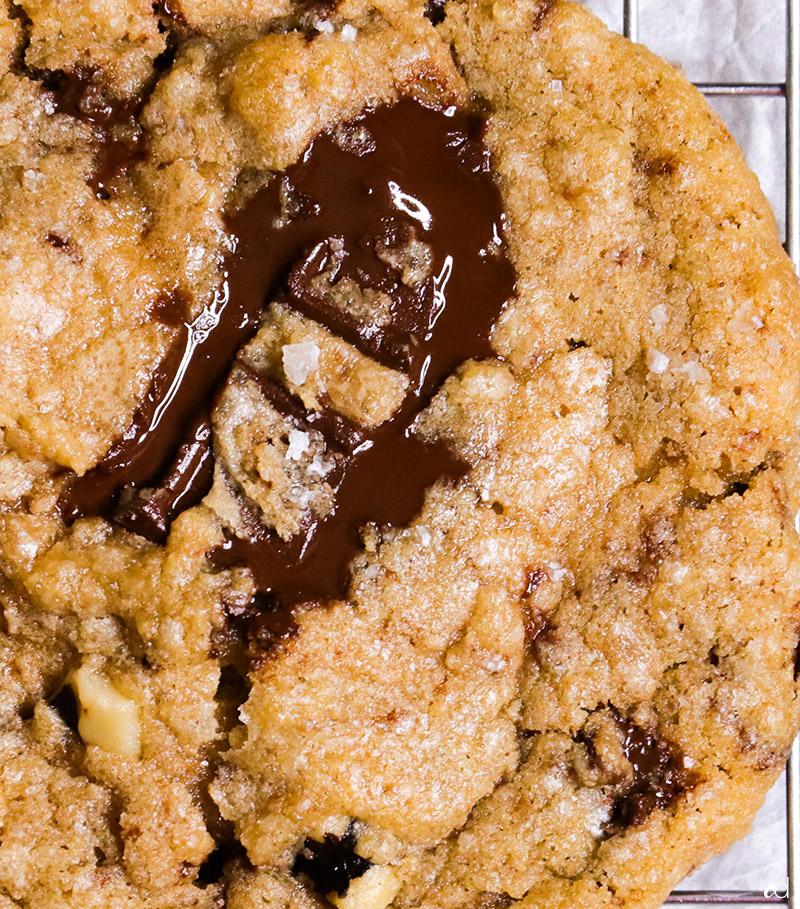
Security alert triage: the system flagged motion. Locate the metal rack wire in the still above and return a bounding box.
[618,1,800,906]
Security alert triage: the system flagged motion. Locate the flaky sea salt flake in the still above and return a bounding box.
[287,429,311,461]
[483,655,508,673]
[307,455,331,478]
[544,560,568,582]
[679,359,711,384]
[649,304,668,333]
[283,341,320,386]
[416,526,433,546]
[646,348,669,374]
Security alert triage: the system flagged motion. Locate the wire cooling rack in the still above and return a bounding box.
[616,1,800,906]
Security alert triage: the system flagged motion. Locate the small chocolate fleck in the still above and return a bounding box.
[298,0,342,19]
[214,593,299,666]
[793,625,800,680]
[154,0,184,24]
[524,568,547,596]
[293,827,371,897]
[630,513,675,586]
[425,0,448,26]
[566,338,587,350]
[45,232,82,263]
[531,0,556,31]
[523,610,549,650]
[248,608,300,665]
[633,151,677,179]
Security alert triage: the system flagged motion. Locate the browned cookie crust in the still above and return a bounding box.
[0,1,798,908]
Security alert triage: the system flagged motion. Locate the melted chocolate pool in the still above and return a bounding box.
[60,99,515,606]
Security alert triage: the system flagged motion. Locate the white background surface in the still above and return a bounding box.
[581,1,790,903]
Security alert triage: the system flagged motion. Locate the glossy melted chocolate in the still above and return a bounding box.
[609,718,698,830]
[60,99,515,606]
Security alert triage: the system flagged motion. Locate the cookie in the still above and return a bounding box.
[0,1,798,907]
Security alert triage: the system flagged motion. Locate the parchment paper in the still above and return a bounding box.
[582,1,789,903]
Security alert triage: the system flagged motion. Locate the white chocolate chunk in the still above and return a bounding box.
[329,866,401,909]
[70,664,141,759]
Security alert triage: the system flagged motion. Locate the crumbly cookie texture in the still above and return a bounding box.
[0,1,799,908]
[18,0,167,95]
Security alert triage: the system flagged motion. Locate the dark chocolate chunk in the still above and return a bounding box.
[210,101,513,605]
[41,66,124,127]
[113,413,214,544]
[38,66,145,199]
[89,134,144,201]
[60,99,515,610]
[194,845,229,888]
[293,828,371,897]
[50,684,80,735]
[285,241,416,372]
[239,362,368,455]
[607,717,697,831]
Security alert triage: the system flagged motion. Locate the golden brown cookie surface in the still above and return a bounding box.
[0,2,799,907]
